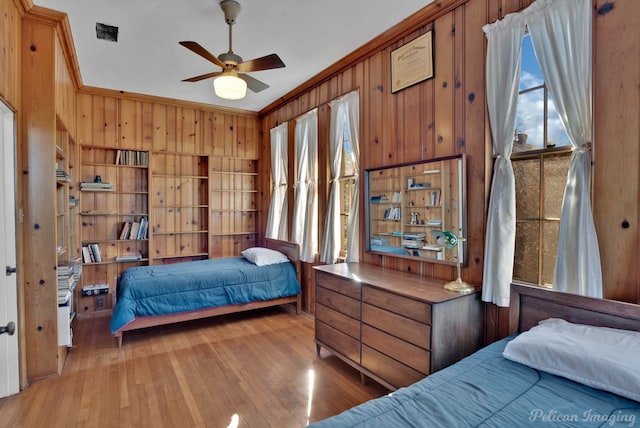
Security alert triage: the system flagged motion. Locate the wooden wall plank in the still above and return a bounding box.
[0,0,20,107]
[119,99,142,149]
[593,0,640,303]
[21,17,58,380]
[433,12,456,158]
[462,0,488,285]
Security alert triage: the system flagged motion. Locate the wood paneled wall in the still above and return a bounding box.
[75,91,259,157]
[258,0,640,339]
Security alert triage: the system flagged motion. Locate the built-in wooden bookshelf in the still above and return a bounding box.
[150,152,209,263]
[79,146,149,313]
[209,157,258,257]
[55,119,80,353]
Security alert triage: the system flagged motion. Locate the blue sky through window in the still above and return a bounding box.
[516,35,570,150]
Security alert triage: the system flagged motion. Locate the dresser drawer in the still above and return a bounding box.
[362,324,430,374]
[316,321,360,364]
[316,286,360,319]
[363,286,431,324]
[316,302,360,339]
[362,345,425,389]
[362,303,430,349]
[316,270,361,300]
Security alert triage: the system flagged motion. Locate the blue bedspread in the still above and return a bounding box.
[310,337,640,427]
[110,257,300,333]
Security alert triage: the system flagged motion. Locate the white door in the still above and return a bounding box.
[0,100,19,397]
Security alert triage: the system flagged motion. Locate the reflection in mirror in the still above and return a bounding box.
[365,155,466,265]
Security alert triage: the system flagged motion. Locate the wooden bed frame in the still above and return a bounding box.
[112,239,302,347]
[510,283,640,334]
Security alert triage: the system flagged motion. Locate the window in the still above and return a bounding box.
[512,150,570,286]
[338,120,356,260]
[512,34,571,286]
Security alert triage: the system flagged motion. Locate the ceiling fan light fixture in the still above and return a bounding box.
[213,73,247,100]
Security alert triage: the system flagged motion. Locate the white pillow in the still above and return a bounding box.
[503,318,640,402]
[241,247,289,266]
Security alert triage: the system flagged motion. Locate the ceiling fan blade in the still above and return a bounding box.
[238,73,269,93]
[237,54,285,72]
[179,41,226,69]
[182,71,223,83]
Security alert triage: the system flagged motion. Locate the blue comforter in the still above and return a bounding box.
[310,337,640,427]
[110,257,300,333]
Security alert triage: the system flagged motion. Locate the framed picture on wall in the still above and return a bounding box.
[390,30,434,93]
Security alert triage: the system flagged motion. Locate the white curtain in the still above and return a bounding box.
[265,122,288,240]
[321,91,360,264]
[482,13,526,307]
[291,109,318,263]
[344,92,360,263]
[525,0,602,297]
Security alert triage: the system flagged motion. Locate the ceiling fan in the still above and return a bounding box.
[179,0,285,99]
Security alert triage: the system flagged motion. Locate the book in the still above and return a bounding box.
[128,222,140,240]
[80,182,113,191]
[137,217,148,239]
[82,246,93,263]
[119,221,131,240]
[89,243,102,262]
[115,254,142,262]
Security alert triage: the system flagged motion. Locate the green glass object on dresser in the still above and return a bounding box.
[314,262,482,390]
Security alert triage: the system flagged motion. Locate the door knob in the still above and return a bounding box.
[0,322,15,336]
[6,266,17,276]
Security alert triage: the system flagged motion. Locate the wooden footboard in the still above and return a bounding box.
[114,294,301,347]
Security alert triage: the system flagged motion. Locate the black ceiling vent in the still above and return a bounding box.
[96,23,118,42]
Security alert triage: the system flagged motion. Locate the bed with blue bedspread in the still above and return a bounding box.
[310,284,640,427]
[110,239,301,346]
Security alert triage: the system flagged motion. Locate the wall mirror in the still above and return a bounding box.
[365,154,467,265]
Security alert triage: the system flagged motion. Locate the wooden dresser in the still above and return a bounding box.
[314,262,482,390]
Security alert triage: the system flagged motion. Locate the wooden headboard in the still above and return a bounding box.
[264,238,302,285]
[510,284,640,334]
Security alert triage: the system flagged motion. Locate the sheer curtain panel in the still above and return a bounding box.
[265,122,288,240]
[524,0,602,297]
[343,92,360,263]
[481,13,526,307]
[321,91,360,264]
[291,109,318,263]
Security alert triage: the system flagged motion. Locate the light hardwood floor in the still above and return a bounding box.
[0,306,388,427]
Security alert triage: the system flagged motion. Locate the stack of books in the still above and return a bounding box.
[57,264,76,305]
[370,195,389,204]
[56,170,71,183]
[402,232,426,249]
[80,182,113,191]
[115,254,143,262]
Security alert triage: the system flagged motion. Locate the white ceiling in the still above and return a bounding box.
[34,0,434,112]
